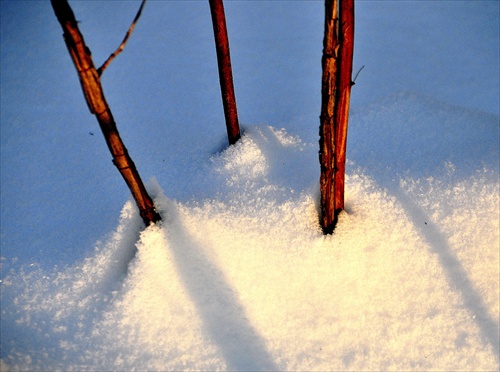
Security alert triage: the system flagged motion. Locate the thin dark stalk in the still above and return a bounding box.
[97,0,147,76]
[209,0,241,145]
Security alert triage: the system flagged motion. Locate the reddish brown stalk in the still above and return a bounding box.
[333,0,355,212]
[319,0,354,234]
[51,0,161,226]
[319,0,340,234]
[209,0,241,145]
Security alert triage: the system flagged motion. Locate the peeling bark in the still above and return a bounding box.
[319,0,354,234]
[319,0,340,234]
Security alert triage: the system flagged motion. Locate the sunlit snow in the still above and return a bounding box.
[1,1,498,370]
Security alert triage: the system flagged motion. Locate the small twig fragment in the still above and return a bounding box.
[352,64,364,85]
[97,0,146,76]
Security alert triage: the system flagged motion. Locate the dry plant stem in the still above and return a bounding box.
[319,0,340,234]
[319,0,354,234]
[334,0,355,211]
[209,0,241,145]
[51,0,161,226]
[97,0,147,76]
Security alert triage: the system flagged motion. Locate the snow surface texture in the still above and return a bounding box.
[1,1,499,371]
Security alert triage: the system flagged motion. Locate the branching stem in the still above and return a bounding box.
[97,0,147,76]
[51,0,161,226]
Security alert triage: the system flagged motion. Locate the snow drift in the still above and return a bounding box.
[2,101,499,369]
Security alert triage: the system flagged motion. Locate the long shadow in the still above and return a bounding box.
[163,204,278,371]
[392,185,500,362]
[347,92,499,361]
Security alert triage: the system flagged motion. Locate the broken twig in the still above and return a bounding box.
[97,0,147,76]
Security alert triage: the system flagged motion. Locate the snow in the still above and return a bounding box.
[1,1,499,370]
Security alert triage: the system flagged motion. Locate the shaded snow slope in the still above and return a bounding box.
[352,1,499,115]
[349,91,500,182]
[2,110,499,369]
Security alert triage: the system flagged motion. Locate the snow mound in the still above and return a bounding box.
[2,126,498,370]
